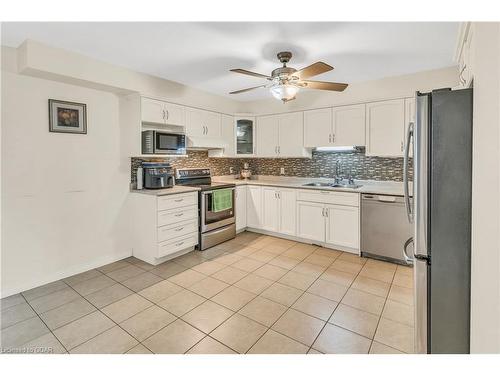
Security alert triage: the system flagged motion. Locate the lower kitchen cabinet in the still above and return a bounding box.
[129,191,199,265]
[325,204,359,249]
[235,185,247,231]
[296,189,360,253]
[247,185,263,229]
[261,187,297,235]
[296,201,325,242]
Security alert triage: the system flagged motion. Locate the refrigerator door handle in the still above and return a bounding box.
[403,121,414,223]
[403,237,414,265]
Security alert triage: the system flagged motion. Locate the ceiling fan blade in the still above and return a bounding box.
[301,80,348,92]
[292,62,333,80]
[229,85,267,94]
[230,69,271,79]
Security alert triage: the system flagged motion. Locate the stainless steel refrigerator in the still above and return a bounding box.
[403,88,472,354]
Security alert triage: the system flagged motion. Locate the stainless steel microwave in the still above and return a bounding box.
[142,130,186,155]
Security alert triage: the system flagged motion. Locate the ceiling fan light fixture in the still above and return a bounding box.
[270,84,299,103]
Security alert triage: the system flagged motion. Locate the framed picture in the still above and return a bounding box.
[48,99,87,134]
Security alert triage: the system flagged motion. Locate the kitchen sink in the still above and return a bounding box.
[330,183,362,189]
[302,182,332,187]
[302,182,362,189]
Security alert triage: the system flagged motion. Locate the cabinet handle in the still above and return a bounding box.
[278,192,281,199]
[322,208,325,217]
[325,209,329,217]
[400,141,404,152]
[278,146,280,154]
[329,134,332,143]
[174,198,184,202]
[165,109,169,120]
[332,134,335,143]
[175,227,184,232]
[175,241,185,247]
[174,213,184,217]
[162,110,166,120]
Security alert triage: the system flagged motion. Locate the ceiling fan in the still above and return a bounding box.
[229,51,348,103]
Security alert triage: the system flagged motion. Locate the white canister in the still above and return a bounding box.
[136,167,143,190]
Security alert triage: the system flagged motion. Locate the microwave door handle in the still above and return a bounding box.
[403,122,414,223]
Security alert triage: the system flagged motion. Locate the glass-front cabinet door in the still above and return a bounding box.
[235,117,255,155]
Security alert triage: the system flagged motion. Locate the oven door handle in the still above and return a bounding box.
[201,187,236,195]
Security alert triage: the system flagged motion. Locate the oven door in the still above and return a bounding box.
[201,188,236,232]
[155,132,186,154]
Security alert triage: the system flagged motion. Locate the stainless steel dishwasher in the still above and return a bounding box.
[361,194,413,264]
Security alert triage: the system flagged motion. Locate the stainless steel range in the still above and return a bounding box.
[175,168,236,250]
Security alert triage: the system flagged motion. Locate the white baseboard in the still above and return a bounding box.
[0,250,133,299]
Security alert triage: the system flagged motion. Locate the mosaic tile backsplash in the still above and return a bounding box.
[131,150,412,184]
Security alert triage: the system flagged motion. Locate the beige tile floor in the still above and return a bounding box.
[0,232,415,354]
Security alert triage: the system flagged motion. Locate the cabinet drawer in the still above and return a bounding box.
[157,233,198,258]
[297,189,359,207]
[157,219,198,243]
[157,206,198,227]
[157,193,198,211]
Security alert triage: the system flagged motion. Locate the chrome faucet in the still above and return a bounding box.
[334,161,342,184]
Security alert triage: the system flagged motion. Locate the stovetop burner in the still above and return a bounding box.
[175,168,235,191]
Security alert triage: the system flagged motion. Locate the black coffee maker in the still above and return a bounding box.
[142,162,175,189]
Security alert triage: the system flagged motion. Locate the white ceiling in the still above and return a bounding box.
[1,22,459,101]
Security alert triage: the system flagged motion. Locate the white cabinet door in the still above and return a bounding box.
[162,102,185,127]
[246,186,263,229]
[279,189,297,236]
[366,99,405,157]
[404,98,415,158]
[256,115,279,157]
[185,108,221,138]
[262,187,280,232]
[235,186,247,231]
[278,112,308,157]
[332,104,366,146]
[296,201,325,242]
[303,108,332,147]
[185,108,205,137]
[325,204,359,252]
[204,111,222,138]
[141,97,166,124]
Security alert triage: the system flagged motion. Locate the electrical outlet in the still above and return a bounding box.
[280,167,285,175]
[229,167,234,174]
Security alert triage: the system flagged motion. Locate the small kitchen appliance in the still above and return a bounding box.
[142,130,186,155]
[142,162,175,189]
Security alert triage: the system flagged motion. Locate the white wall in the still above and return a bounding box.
[470,22,500,353]
[1,70,131,297]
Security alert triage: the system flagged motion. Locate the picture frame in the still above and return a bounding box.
[48,99,87,134]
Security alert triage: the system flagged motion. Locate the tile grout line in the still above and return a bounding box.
[4,232,413,354]
[367,265,399,354]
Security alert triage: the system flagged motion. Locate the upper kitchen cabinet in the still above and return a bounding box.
[185,107,223,148]
[279,112,310,157]
[332,104,366,146]
[304,108,332,147]
[235,116,256,156]
[185,107,221,138]
[208,114,235,157]
[365,99,406,157]
[304,105,366,147]
[256,113,311,158]
[141,97,185,127]
[256,115,280,157]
